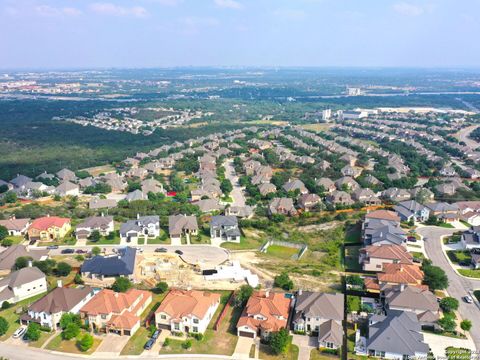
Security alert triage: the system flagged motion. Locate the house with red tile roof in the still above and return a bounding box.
[155,289,221,334]
[360,245,413,272]
[27,216,71,242]
[237,290,291,339]
[80,288,152,336]
[365,263,425,292]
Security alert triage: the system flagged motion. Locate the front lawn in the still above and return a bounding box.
[458,269,480,278]
[45,331,101,354]
[310,349,341,360]
[147,230,170,244]
[265,245,300,260]
[258,335,299,360]
[28,330,54,348]
[446,250,471,265]
[438,223,455,229]
[446,347,471,360]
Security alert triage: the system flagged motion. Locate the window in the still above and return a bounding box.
[101,314,107,319]
[193,327,198,333]
[174,323,180,330]
[161,315,166,320]
[193,318,199,324]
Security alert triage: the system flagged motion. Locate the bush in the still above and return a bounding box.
[79,333,94,352]
[62,323,80,340]
[274,272,294,291]
[233,285,253,308]
[423,262,448,290]
[163,338,171,347]
[269,328,289,355]
[74,273,84,285]
[56,262,72,277]
[112,277,132,293]
[1,238,13,247]
[192,333,203,341]
[440,297,459,313]
[154,281,168,294]
[1,301,11,310]
[0,316,9,336]
[25,323,41,341]
[182,339,192,349]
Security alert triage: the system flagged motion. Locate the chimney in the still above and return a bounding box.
[400,283,405,292]
[28,260,33,268]
[137,213,140,220]
[265,290,270,298]
[57,280,63,288]
[101,212,104,217]
[298,289,303,296]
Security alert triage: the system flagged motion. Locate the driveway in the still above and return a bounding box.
[233,336,257,359]
[423,332,475,358]
[94,333,130,354]
[223,158,246,208]
[291,334,316,360]
[417,226,480,350]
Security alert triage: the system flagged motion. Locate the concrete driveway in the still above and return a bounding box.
[233,336,257,359]
[423,332,476,358]
[417,226,480,350]
[94,333,130,354]
[291,334,316,360]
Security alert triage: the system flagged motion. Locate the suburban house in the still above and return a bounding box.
[291,291,344,350]
[364,263,425,292]
[155,289,221,334]
[168,215,199,242]
[0,217,31,236]
[381,188,411,203]
[89,197,118,210]
[224,205,254,219]
[363,218,407,247]
[282,179,308,195]
[55,181,80,197]
[461,226,480,250]
[193,199,223,213]
[383,285,440,326]
[360,245,413,272]
[0,266,47,307]
[56,168,76,182]
[316,178,336,193]
[268,198,297,216]
[352,188,381,206]
[393,200,430,223]
[80,288,152,336]
[359,310,429,359]
[425,202,460,223]
[210,216,241,243]
[119,215,160,245]
[80,247,137,284]
[237,291,291,339]
[297,193,321,211]
[335,177,360,191]
[75,215,114,241]
[27,216,71,242]
[21,285,97,330]
[326,190,354,206]
[258,183,277,197]
[0,245,48,275]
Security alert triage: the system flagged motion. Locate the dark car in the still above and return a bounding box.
[407,236,417,242]
[155,248,167,253]
[61,248,75,254]
[76,249,86,254]
[175,249,183,255]
[47,245,59,250]
[144,339,154,350]
[152,329,161,340]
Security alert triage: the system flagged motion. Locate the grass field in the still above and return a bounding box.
[301,123,332,132]
[258,336,299,360]
[221,235,263,250]
[265,245,299,259]
[45,331,101,354]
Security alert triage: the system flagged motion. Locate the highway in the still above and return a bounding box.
[417,226,480,350]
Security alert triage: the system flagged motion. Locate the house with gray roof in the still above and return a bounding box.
[225,205,254,219]
[193,198,223,213]
[125,189,147,202]
[75,215,114,241]
[120,215,160,245]
[210,216,241,243]
[269,198,297,216]
[168,215,198,243]
[0,217,30,236]
[56,168,76,182]
[10,174,33,189]
[89,197,118,209]
[0,266,47,307]
[258,183,276,197]
[461,225,480,250]
[363,217,406,247]
[283,179,308,195]
[0,245,49,275]
[393,200,430,223]
[292,291,344,349]
[81,247,137,282]
[55,181,80,197]
[361,310,429,359]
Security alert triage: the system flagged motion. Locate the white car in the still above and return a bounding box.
[463,295,474,304]
[12,326,27,339]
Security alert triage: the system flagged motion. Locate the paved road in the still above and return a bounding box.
[417,226,480,350]
[455,124,479,149]
[223,159,246,207]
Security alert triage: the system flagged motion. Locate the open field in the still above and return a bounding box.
[266,245,299,259]
[300,123,332,132]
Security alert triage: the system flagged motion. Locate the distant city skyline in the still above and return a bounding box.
[1,0,479,69]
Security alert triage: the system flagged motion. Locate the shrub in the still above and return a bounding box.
[440,297,459,313]
[163,338,171,347]
[79,333,94,352]
[154,281,168,294]
[192,333,203,341]
[25,323,41,341]
[1,301,11,310]
[112,277,132,293]
[182,340,192,349]
[269,328,289,355]
[0,317,9,336]
[56,262,72,277]
[62,323,80,340]
[274,272,294,291]
[1,238,13,247]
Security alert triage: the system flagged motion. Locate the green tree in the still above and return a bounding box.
[60,313,81,329]
[269,328,289,355]
[460,319,472,334]
[154,281,169,294]
[274,272,294,291]
[88,230,101,242]
[4,192,17,204]
[220,179,233,195]
[112,277,132,293]
[438,315,456,332]
[56,262,72,277]
[62,322,80,340]
[74,273,85,285]
[79,333,93,352]
[1,238,13,247]
[33,259,57,275]
[439,297,459,313]
[0,317,9,336]
[182,339,192,349]
[0,226,8,240]
[233,285,253,308]
[423,263,449,290]
[91,246,101,256]
[25,323,41,341]
[15,256,33,270]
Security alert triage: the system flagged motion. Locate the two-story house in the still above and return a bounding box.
[155,289,221,334]
[75,215,114,241]
[119,215,160,245]
[0,266,47,307]
[168,215,199,243]
[210,216,241,243]
[27,216,71,243]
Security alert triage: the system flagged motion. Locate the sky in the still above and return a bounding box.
[0,0,479,69]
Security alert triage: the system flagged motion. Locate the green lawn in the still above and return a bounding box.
[258,336,299,360]
[0,293,47,341]
[446,347,471,360]
[447,250,471,265]
[3,235,25,245]
[444,234,462,244]
[45,331,101,354]
[345,223,362,244]
[221,236,262,250]
[28,330,54,348]
[86,235,120,245]
[439,223,455,229]
[147,230,170,244]
[265,245,300,260]
[310,349,341,360]
[344,246,361,271]
[409,251,425,261]
[458,269,480,278]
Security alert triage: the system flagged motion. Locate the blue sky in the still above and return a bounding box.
[0,0,479,69]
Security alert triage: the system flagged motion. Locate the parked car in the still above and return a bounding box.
[144,338,154,350]
[12,326,27,339]
[175,249,183,255]
[155,248,167,253]
[46,245,59,250]
[152,329,161,340]
[61,248,75,254]
[76,249,86,254]
[135,247,144,253]
[407,236,417,242]
[463,295,474,304]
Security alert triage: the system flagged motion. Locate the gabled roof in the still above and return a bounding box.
[0,245,48,271]
[156,289,220,320]
[211,215,238,227]
[0,218,30,231]
[168,215,198,235]
[29,286,94,314]
[384,285,438,313]
[318,319,343,346]
[363,245,413,264]
[293,292,343,322]
[80,288,150,318]
[366,210,400,222]
[0,266,45,289]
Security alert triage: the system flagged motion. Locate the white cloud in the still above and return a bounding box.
[273,8,306,21]
[34,5,82,17]
[393,2,424,16]
[90,3,148,17]
[178,16,219,34]
[214,0,243,10]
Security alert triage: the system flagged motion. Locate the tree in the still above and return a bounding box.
[91,246,101,256]
[25,323,41,341]
[438,316,456,333]
[88,230,101,242]
[60,313,81,329]
[0,226,8,241]
[154,281,168,294]
[233,285,253,308]
[4,192,17,204]
[220,179,233,195]
[79,333,93,352]
[56,262,72,277]
[15,256,33,270]
[269,328,289,355]
[1,238,13,247]
[346,275,364,288]
[33,259,57,275]
[274,272,294,291]
[460,319,472,334]
[1,301,10,310]
[423,263,449,290]
[62,322,80,340]
[439,297,459,313]
[0,317,9,336]
[112,277,132,293]
[74,273,84,285]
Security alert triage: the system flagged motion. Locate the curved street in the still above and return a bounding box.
[417,226,480,350]
[455,124,479,149]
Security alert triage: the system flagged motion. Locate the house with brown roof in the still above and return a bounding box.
[360,245,413,272]
[326,190,354,206]
[21,284,96,330]
[0,266,47,307]
[297,193,321,211]
[168,215,198,243]
[75,215,114,241]
[258,183,277,197]
[0,217,30,236]
[80,288,152,336]
[155,289,221,334]
[365,263,425,292]
[0,245,48,275]
[269,198,297,216]
[237,290,291,339]
[27,216,71,242]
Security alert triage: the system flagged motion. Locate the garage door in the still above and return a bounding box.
[157,324,171,330]
[239,331,255,338]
